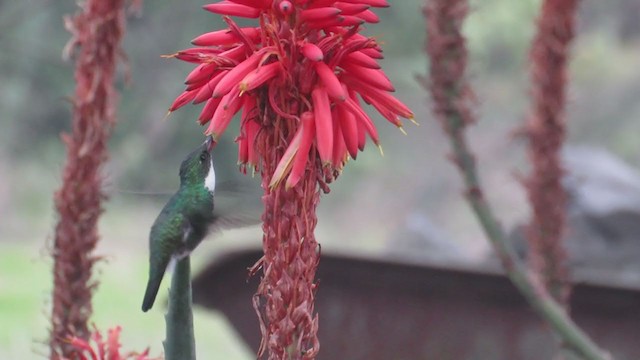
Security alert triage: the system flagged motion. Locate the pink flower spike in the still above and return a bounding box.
[335,3,370,15]
[342,96,380,146]
[227,0,270,8]
[363,92,404,128]
[269,127,303,189]
[331,107,348,168]
[239,62,281,94]
[193,70,228,104]
[349,79,414,119]
[341,63,395,91]
[286,112,315,189]
[168,89,199,112]
[314,62,346,101]
[360,47,384,59]
[339,0,389,7]
[300,7,342,22]
[198,97,222,124]
[205,90,244,140]
[184,62,217,85]
[212,50,267,98]
[356,9,380,23]
[312,86,334,165]
[203,1,261,18]
[191,27,259,46]
[307,0,337,7]
[301,43,324,62]
[334,15,366,27]
[343,51,381,69]
[337,100,359,158]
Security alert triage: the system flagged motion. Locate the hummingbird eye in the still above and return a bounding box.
[199,152,208,162]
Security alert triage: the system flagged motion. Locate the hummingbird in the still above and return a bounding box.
[141,136,260,312]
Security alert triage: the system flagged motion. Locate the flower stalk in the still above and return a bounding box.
[525,0,577,306]
[51,0,126,358]
[165,1,413,358]
[422,1,610,359]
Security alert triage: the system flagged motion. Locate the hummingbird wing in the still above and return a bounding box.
[142,209,192,312]
[210,180,263,231]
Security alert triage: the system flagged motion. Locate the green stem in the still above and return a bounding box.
[447,119,611,360]
[164,256,196,360]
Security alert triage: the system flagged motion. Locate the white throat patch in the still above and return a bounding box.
[204,158,216,194]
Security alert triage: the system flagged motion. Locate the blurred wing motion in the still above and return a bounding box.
[210,180,263,232]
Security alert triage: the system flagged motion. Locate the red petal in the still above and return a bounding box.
[335,3,370,15]
[205,90,244,140]
[312,86,334,165]
[193,70,228,104]
[227,0,270,8]
[198,97,222,124]
[270,127,303,188]
[236,135,248,168]
[359,47,384,59]
[213,50,265,98]
[168,89,199,112]
[191,27,259,46]
[341,63,395,91]
[342,95,380,146]
[338,0,389,7]
[306,15,365,29]
[301,43,324,62]
[337,95,359,158]
[203,1,261,18]
[356,9,380,23]
[286,112,315,189]
[343,51,381,69]
[184,62,217,85]
[332,106,348,168]
[239,62,280,93]
[300,7,341,22]
[314,62,346,101]
[347,78,414,119]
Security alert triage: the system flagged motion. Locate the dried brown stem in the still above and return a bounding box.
[422,1,610,359]
[525,0,577,306]
[51,1,125,358]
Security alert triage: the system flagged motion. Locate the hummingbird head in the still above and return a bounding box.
[179,136,216,193]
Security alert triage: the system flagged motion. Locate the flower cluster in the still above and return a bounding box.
[64,325,160,360]
[166,0,413,188]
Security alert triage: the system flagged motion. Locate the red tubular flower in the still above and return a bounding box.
[165,1,412,358]
[65,325,160,360]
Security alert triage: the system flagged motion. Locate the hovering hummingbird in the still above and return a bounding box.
[141,136,260,312]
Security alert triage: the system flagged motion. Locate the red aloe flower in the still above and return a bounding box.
[65,325,161,360]
[165,0,412,358]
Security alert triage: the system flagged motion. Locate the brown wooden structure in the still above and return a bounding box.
[193,249,640,359]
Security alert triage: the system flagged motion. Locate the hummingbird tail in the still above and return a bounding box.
[141,271,164,312]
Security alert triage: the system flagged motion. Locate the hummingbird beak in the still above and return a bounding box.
[204,135,216,152]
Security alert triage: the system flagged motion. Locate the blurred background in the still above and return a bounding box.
[1,0,640,358]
